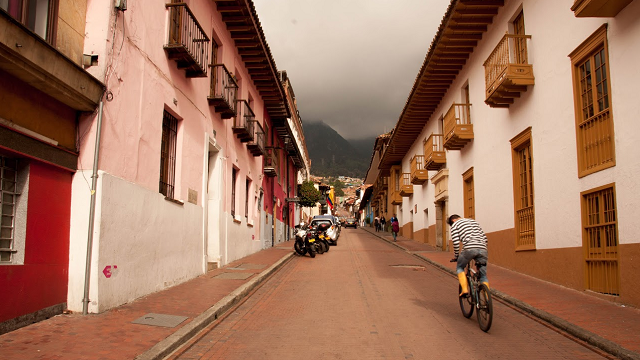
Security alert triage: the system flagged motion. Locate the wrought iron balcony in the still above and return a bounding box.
[165,3,209,78]
[484,34,534,108]
[410,155,428,185]
[263,147,279,177]
[400,173,413,197]
[443,103,473,150]
[208,64,238,118]
[423,134,446,171]
[232,100,255,143]
[247,121,265,157]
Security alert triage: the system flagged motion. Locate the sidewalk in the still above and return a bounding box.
[0,241,296,360]
[362,226,640,360]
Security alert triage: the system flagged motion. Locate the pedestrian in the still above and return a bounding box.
[391,215,399,242]
[374,216,380,232]
[380,215,386,232]
[447,214,489,297]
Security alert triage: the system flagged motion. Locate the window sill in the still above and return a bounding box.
[232,215,242,224]
[165,197,184,206]
[247,221,254,227]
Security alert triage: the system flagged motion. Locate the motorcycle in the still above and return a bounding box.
[312,222,331,253]
[294,223,317,258]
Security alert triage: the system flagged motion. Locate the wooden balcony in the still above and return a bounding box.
[208,64,238,118]
[263,147,279,177]
[377,176,388,190]
[400,173,413,197]
[484,34,534,108]
[232,100,255,143]
[247,121,265,157]
[410,155,428,185]
[423,134,446,171]
[165,3,209,78]
[443,103,473,150]
[571,0,632,17]
[431,168,449,202]
[391,190,402,205]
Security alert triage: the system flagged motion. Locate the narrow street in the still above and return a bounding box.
[170,229,607,360]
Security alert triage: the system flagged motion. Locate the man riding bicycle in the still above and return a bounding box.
[447,214,489,297]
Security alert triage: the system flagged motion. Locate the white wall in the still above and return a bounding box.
[401,0,640,249]
[69,171,203,312]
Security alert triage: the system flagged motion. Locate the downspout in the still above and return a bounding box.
[82,99,104,315]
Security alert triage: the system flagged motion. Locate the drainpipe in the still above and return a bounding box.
[82,99,104,315]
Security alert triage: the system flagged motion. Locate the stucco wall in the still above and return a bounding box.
[401,0,640,250]
[68,171,203,312]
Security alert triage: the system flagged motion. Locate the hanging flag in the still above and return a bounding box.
[326,194,334,210]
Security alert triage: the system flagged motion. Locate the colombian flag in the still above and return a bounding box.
[327,188,335,210]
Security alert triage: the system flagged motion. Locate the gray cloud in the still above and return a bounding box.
[254,0,450,140]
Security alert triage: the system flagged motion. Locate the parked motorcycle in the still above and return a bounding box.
[294,223,317,258]
[313,222,331,253]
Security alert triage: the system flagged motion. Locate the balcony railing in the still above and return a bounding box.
[208,64,238,118]
[483,34,534,108]
[443,103,473,150]
[264,147,279,177]
[424,134,446,171]
[247,121,265,157]
[391,190,402,205]
[165,3,209,78]
[232,100,255,143]
[410,155,428,185]
[400,173,413,197]
[377,176,388,190]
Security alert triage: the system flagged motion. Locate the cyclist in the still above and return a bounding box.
[447,214,489,297]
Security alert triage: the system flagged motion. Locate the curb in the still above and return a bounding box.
[135,251,295,360]
[363,228,640,360]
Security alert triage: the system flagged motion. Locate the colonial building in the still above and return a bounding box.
[0,1,104,333]
[61,0,309,315]
[365,0,640,307]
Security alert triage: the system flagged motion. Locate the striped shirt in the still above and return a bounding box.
[450,218,488,256]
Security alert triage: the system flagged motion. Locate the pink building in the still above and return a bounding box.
[63,0,308,315]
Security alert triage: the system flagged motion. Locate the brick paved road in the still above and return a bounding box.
[170,229,609,360]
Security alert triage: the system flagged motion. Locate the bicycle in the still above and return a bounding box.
[450,257,493,332]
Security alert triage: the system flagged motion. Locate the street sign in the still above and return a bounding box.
[285,197,299,202]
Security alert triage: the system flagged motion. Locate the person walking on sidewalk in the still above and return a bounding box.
[448,214,489,297]
[374,216,380,232]
[390,214,399,241]
[380,215,386,232]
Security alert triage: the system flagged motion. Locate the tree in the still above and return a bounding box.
[298,180,322,207]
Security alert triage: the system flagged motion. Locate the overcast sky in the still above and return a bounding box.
[253,0,450,140]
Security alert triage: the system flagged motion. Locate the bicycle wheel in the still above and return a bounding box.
[458,281,474,318]
[476,283,493,332]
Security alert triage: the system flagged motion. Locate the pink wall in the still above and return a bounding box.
[0,161,71,323]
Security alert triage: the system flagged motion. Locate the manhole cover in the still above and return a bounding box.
[212,272,254,280]
[132,313,188,328]
[390,264,426,269]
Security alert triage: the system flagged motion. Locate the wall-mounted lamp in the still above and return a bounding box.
[83,54,99,68]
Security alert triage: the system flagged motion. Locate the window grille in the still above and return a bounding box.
[231,167,237,217]
[0,156,19,262]
[582,185,619,295]
[570,26,615,177]
[159,110,178,199]
[511,128,535,250]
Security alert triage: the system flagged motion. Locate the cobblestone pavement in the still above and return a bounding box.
[170,229,612,360]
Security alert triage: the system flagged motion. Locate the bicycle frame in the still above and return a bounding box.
[458,259,493,332]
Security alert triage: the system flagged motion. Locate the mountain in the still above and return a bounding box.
[302,121,374,179]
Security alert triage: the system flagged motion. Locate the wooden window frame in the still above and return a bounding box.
[510,127,536,251]
[580,183,620,295]
[569,25,615,178]
[462,167,475,219]
[159,110,179,199]
[1,0,59,44]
